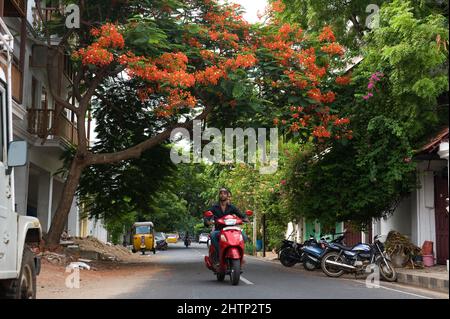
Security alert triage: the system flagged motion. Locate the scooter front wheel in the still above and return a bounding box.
[217,273,225,282]
[230,259,241,286]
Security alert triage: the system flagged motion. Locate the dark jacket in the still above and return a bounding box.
[204,203,246,229]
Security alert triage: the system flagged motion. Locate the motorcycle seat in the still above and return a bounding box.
[332,243,354,251]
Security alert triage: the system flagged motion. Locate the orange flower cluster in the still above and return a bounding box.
[271,0,286,13]
[119,51,195,89]
[285,71,308,89]
[312,126,331,138]
[167,89,197,109]
[155,52,189,72]
[74,24,124,67]
[307,88,322,103]
[195,66,226,86]
[321,91,336,104]
[195,54,256,86]
[202,3,249,50]
[334,118,350,126]
[90,23,125,49]
[318,26,336,42]
[200,50,216,61]
[321,43,344,56]
[229,54,258,69]
[335,75,351,85]
[74,45,114,67]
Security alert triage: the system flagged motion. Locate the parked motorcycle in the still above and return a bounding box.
[203,210,253,286]
[302,234,345,271]
[320,234,397,282]
[279,233,345,271]
[278,235,316,269]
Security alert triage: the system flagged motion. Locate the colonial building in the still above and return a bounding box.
[1,0,108,242]
[373,128,449,265]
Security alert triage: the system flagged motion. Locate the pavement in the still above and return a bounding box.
[37,242,449,299]
[253,251,449,294]
[112,243,447,299]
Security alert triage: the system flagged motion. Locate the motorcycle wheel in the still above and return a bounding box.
[303,259,317,271]
[321,252,345,278]
[377,259,397,282]
[217,273,225,282]
[279,248,297,267]
[230,259,241,286]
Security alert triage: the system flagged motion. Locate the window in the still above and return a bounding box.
[135,226,152,234]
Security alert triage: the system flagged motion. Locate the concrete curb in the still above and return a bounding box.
[396,271,449,293]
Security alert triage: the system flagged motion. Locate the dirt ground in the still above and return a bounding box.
[37,255,166,299]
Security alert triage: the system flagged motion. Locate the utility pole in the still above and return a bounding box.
[252,209,257,256]
[262,214,266,257]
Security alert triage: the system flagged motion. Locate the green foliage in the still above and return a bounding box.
[275,0,449,229]
[277,0,385,51]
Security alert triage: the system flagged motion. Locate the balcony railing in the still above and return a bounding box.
[27,108,84,146]
[3,0,27,17]
[31,6,62,30]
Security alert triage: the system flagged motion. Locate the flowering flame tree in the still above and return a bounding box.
[43,0,351,246]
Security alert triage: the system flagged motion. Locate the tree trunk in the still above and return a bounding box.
[44,157,85,249]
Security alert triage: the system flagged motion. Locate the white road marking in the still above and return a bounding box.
[240,276,254,285]
[351,281,432,299]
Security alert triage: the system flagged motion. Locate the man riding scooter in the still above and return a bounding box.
[184,231,191,248]
[204,188,249,266]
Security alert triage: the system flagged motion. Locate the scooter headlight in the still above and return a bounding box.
[220,234,227,242]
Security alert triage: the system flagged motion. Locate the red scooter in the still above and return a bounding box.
[203,210,253,285]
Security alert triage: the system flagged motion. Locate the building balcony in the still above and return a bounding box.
[27,107,86,147]
[31,5,62,29]
[2,0,27,17]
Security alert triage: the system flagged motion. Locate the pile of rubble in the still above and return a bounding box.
[40,237,133,267]
[68,237,133,262]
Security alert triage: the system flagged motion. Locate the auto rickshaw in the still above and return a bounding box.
[131,222,156,255]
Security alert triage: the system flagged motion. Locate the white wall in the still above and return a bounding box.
[377,196,412,238]
[87,218,108,243]
[67,198,79,237]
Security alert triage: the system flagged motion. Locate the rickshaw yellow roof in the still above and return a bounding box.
[133,222,154,227]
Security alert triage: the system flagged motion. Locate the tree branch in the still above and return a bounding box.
[86,103,214,165]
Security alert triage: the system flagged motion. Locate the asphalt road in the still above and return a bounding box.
[114,242,446,299]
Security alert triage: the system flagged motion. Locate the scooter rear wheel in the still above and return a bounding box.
[230,259,241,286]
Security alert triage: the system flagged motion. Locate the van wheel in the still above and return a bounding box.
[0,246,36,299]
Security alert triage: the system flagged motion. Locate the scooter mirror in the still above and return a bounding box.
[204,211,214,218]
[245,210,253,217]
